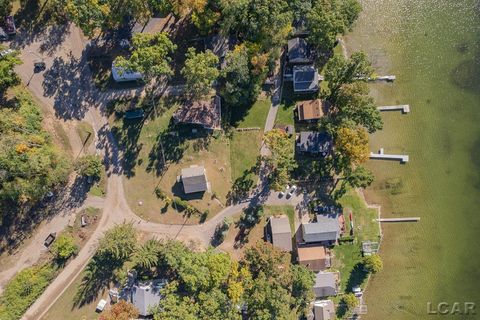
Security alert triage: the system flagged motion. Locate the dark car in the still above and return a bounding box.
[34,61,46,72]
[5,16,16,35]
[0,27,7,41]
[44,232,56,247]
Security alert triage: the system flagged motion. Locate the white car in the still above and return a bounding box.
[287,185,297,198]
[353,286,363,297]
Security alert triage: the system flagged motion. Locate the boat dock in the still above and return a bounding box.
[370,148,409,163]
[370,75,396,82]
[377,217,420,222]
[377,104,410,113]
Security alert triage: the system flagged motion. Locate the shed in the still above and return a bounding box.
[297,245,331,272]
[314,300,335,320]
[293,65,319,93]
[297,131,332,156]
[288,38,313,64]
[268,215,292,252]
[302,213,340,244]
[173,96,221,130]
[296,99,325,121]
[181,166,208,194]
[111,62,143,82]
[313,272,339,298]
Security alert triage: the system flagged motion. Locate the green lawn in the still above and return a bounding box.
[235,99,270,129]
[330,189,381,295]
[230,131,262,181]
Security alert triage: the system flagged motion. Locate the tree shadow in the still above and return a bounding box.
[233,206,264,249]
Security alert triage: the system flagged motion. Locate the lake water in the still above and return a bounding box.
[344,0,480,318]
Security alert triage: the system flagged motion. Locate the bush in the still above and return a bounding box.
[75,155,103,179]
[51,233,79,261]
[172,197,189,211]
[363,254,383,273]
[342,293,359,311]
[0,264,56,319]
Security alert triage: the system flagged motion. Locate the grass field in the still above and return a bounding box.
[233,99,270,129]
[230,130,262,181]
[76,122,94,150]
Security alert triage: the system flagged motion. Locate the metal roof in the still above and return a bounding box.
[181,166,208,194]
[269,215,292,251]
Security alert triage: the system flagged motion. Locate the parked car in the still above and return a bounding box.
[5,16,16,35]
[0,27,8,41]
[286,185,297,198]
[353,286,363,297]
[44,232,56,247]
[278,185,289,198]
[34,61,46,72]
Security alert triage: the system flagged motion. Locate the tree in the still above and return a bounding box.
[334,127,369,166]
[75,154,102,178]
[363,254,383,273]
[0,0,12,18]
[307,0,361,52]
[334,82,383,133]
[344,166,373,188]
[264,129,297,191]
[243,241,291,285]
[221,45,258,108]
[291,265,315,317]
[132,239,160,271]
[0,50,21,93]
[51,233,78,261]
[221,0,293,50]
[97,223,137,261]
[342,292,359,311]
[99,300,139,320]
[324,51,373,99]
[181,48,219,99]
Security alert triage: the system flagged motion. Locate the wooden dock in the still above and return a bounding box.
[377,105,410,113]
[369,148,409,163]
[377,217,420,222]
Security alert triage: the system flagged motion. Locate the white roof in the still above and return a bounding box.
[111,62,143,82]
[314,300,335,320]
[96,299,107,311]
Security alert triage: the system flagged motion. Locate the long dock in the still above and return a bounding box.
[377,217,420,222]
[370,148,409,163]
[377,105,410,113]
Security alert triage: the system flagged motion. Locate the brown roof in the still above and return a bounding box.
[297,245,327,262]
[173,96,221,129]
[296,99,324,121]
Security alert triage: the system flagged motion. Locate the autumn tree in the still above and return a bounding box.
[181,48,219,99]
[264,129,297,191]
[99,300,139,320]
[334,126,369,166]
[363,254,383,273]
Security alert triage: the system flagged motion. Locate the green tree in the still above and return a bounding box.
[51,233,78,261]
[221,44,259,108]
[324,51,373,99]
[99,300,139,320]
[334,126,369,166]
[114,32,176,82]
[97,223,137,261]
[181,48,219,99]
[363,254,383,273]
[132,239,160,271]
[75,154,102,178]
[334,82,382,133]
[0,0,12,17]
[342,292,359,311]
[264,129,297,191]
[0,50,21,93]
[291,265,315,317]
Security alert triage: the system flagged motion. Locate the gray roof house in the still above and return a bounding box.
[297,131,332,156]
[302,213,340,244]
[121,279,167,317]
[293,65,319,92]
[288,37,313,64]
[268,215,292,252]
[181,165,209,194]
[313,272,339,298]
[314,299,335,320]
